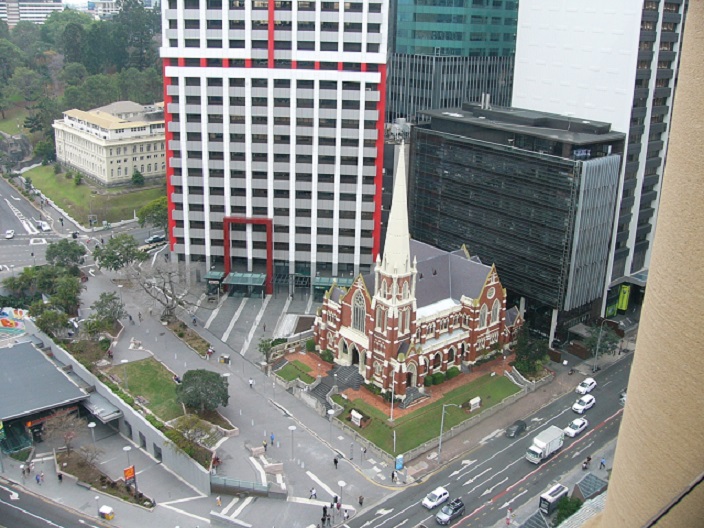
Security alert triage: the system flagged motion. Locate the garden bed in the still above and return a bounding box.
[166,320,211,357]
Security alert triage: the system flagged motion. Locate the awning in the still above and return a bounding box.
[83,392,122,423]
[204,271,226,281]
[223,272,266,286]
[313,276,355,289]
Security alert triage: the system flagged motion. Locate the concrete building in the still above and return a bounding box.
[584,3,704,525]
[314,144,521,402]
[408,103,625,343]
[53,101,166,187]
[512,0,687,317]
[0,0,63,26]
[160,0,388,292]
[385,0,517,123]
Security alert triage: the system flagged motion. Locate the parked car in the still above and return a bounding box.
[619,388,627,406]
[576,377,597,394]
[505,420,527,438]
[145,234,166,244]
[436,498,465,525]
[5,230,14,239]
[572,394,596,414]
[422,487,449,509]
[564,417,589,437]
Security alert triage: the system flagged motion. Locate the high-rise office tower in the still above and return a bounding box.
[512,0,686,316]
[160,0,388,291]
[0,0,63,26]
[386,0,517,123]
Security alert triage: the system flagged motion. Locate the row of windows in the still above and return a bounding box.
[170,0,382,12]
[109,143,163,156]
[173,150,377,164]
[172,169,376,186]
[178,77,368,91]
[173,201,376,220]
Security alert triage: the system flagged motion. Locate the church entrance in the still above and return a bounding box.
[351,345,359,367]
[406,363,417,388]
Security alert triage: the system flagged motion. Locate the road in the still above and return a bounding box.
[349,355,632,528]
[0,480,106,528]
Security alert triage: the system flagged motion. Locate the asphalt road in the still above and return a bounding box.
[0,480,106,528]
[349,355,632,528]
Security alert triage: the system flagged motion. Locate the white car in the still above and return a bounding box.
[564,417,589,437]
[421,486,449,509]
[572,394,596,414]
[4,230,14,239]
[576,377,597,394]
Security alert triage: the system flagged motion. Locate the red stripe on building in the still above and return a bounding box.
[245,58,252,68]
[162,58,177,251]
[291,61,297,69]
[338,62,343,71]
[200,57,207,67]
[315,62,320,70]
[223,58,229,67]
[267,0,275,68]
[372,64,387,259]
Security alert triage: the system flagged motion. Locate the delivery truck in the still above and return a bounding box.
[525,425,564,464]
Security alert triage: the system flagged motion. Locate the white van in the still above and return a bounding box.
[38,221,51,232]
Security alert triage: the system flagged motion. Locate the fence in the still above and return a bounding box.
[210,475,270,496]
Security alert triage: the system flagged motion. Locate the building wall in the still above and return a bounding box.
[160,0,388,278]
[0,0,63,26]
[512,0,686,309]
[588,2,704,525]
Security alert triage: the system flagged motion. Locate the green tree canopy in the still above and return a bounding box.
[45,238,86,268]
[51,275,83,315]
[513,326,549,376]
[40,9,93,49]
[583,323,620,360]
[0,38,24,87]
[88,291,125,331]
[258,337,274,363]
[93,233,148,271]
[35,309,69,336]
[10,21,40,53]
[59,62,89,87]
[138,196,168,231]
[176,369,230,413]
[6,66,46,104]
[60,22,86,64]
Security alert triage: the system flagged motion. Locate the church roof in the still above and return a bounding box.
[380,142,411,275]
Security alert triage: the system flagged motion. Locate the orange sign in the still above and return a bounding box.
[124,465,135,483]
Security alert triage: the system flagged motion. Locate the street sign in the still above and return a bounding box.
[124,465,135,485]
[0,421,5,441]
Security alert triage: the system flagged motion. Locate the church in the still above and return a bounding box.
[313,144,522,402]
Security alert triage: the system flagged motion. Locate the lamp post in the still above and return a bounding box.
[10,265,14,277]
[288,425,296,459]
[327,409,335,441]
[338,480,346,505]
[95,495,100,517]
[123,445,131,466]
[438,403,460,463]
[88,422,96,448]
[389,370,397,422]
[117,284,123,304]
[123,445,138,495]
[592,319,617,373]
[121,359,129,391]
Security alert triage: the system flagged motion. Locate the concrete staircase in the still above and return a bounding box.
[309,365,364,412]
[399,386,428,409]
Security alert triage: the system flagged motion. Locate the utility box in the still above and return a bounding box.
[219,354,230,364]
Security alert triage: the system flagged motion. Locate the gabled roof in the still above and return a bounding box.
[573,472,608,500]
[93,101,146,115]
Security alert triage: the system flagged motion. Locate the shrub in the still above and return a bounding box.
[555,497,583,524]
[424,376,433,387]
[446,366,460,380]
[364,383,382,396]
[271,337,287,346]
[320,349,334,363]
[98,338,111,352]
[54,163,61,174]
[74,173,82,186]
[306,339,316,352]
[432,372,445,385]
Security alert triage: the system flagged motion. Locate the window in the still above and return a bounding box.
[491,300,500,324]
[352,291,365,332]
[479,304,488,327]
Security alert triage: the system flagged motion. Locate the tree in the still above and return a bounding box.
[60,22,85,64]
[42,410,87,455]
[583,323,620,361]
[35,309,69,336]
[0,38,24,87]
[59,62,88,87]
[173,414,212,444]
[138,196,168,231]
[6,66,46,104]
[176,369,229,413]
[35,140,56,163]
[131,169,145,186]
[10,21,40,54]
[93,233,148,272]
[512,326,549,376]
[77,444,104,468]
[129,262,196,319]
[51,275,83,315]
[259,337,274,363]
[88,291,125,330]
[45,239,86,268]
[555,496,583,525]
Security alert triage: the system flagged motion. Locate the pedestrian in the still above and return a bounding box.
[128,314,133,324]
[358,495,364,506]
[207,347,214,360]
[138,312,142,322]
[344,509,349,520]
[192,316,197,326]
[40,471,44,483]
[323,505,327,517]
[148,306,152,316]
[36,474,41,485]
[270,432,275,446]
[262,440,268,452]
[321,518,326,528]
[336,501,341,512]
[216,496,222,507]
[249,377,254,389]
[57,472,63,483]
[310,487,317,499]
[600,457,606,470]
[263,323,266,332]
[326,514,332,527]
[332,495,338,507]
[333,457,338,469]
[101,238,104,244]
[391,470,396,483]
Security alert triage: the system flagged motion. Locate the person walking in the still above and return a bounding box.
[36,474,41,485]
[333,457,338,469]
[599,457,606,470]
[391,470,396,483]
[344,509,350,521]
[249,378,254,389]
[57,472,63,483]
[270,432,275,446]
[310,487,317,499]
[322,505,327,517]
[138,312,142,323]
[358,495,364,507]
[40,472,44,483]
[216,496,222,507]
[262,440,268,452]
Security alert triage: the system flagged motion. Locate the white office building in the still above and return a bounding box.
[0,0,63,26]
[160,0,389,293]
[512,0,686,316]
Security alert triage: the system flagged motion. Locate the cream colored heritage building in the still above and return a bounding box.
[53,101,166,187]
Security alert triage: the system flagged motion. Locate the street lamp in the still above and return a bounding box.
[338,480,346,505]
[123,445,131,466]
[438,403,460,463]
[117,284,123,304]
[88,422,96,448]
[123,445,138,496]
[288,425,297,459]
[10,265,14,277]
[327,409,335,441]
[121,359,129,391]
[389,370,397,422]
[95,495,100,517]
[593,319,618,373]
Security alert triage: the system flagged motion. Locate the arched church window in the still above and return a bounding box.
[403,282,409,299]
[479,304,488,328]
[353,292,366,332]
[491,299,500,324]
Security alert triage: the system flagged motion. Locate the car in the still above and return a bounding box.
[619,388,627,406]
[5,230,14,239]
[505,419,527,438]
[436,498,465,525]
[145,234,166,244]
[422,487,449,509]
[576,377,597,394]
[564,417,589,437]
[572,394,596,414]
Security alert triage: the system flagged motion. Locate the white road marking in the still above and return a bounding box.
[305,470,336,498]
[222,297,248,344]
[462,467,492,486]
[498,489,528,509]
[231,496,253,518]
[205,293,228,329]
[240,295,271,355]
[0,484,19,500]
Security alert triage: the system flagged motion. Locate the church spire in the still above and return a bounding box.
[382,142,411,274]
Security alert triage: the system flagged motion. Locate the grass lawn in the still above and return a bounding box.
[337,374,521,454]
[0,106,29,135]
[23,165,164,226]
[277,360,316,384]
[108,357,184,422]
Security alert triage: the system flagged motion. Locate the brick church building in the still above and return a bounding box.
[313,144,522,401]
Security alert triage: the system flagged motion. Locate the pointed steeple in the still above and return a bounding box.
[382,142,411,274]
